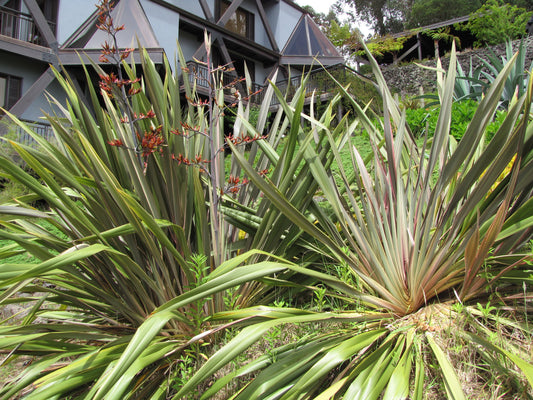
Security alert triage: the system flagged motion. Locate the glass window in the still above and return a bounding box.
[0,73,22,111]
[218,1,254,40]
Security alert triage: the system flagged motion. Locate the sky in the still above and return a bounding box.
[295,0,373,36]
[295,0,336,15]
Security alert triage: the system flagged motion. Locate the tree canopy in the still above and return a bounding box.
[464,0,533,45]
[335,0,533,35]
[335,0,413,35]
[405,0,483,28]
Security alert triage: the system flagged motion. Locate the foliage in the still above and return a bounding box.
[420,39,533,110]
[405,99,506,140]
[426,27,461,47]
[335,0,533,38]
[0,179,29,204]
[406,0,482,28]
[465,0,532,46]
[0,3,310,397]
[2,2,533,398]
[477,39,533,108]
[177,41,533,398]
[314,67,383,115]
[356,34,411,60]
[335,0,414,35]
[452,56,487,102]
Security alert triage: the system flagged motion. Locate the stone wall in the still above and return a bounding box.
[380,37,533,97]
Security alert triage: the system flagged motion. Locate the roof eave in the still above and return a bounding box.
[280,55,345,65]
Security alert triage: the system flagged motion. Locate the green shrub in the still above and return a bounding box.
[177,42,533,400]
[405,99,506,140]
[0,7,302,397]
[465,0,532,46]
[0,179,30,203]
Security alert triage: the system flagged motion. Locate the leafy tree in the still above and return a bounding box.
[507,0,533,10]
[335,0,414,35]
[465,0,532,46]
[338,0,532,36]
[406,0,483,28]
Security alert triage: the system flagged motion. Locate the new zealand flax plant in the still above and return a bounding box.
[0,2,313,397]
[171,42,533,398]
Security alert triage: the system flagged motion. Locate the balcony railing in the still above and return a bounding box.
[184,61,263,103]
[0,119,54,147]
[182,61,363,107]
[272,64,356,105]
[0,5,56,46]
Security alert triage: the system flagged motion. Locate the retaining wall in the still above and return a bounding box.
[380,37,533,97]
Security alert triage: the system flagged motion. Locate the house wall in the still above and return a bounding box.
[0,52,64,121]
[178,29,202,62]
[264,0,301,52]
[141,0,180,63]
[230,0,269,49]
[56,1,96,44]
[254,63,269,84]
[157,0,207,18]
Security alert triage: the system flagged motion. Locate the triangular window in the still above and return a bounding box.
[283,15,340,58]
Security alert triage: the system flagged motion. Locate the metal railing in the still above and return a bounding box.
[0,119,54,147]
[182,62,367,106]
[184,61,263,102]
[272,64,356,105]
[17,120,54,145]
[0,5,56,46]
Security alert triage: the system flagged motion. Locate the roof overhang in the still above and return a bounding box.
[57,48,165,65]
[0,35,57,63]
[382,15,471,40]
[280,55,345,66]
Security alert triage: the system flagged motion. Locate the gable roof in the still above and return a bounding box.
[63,0,160,50]
[281,14,343,65]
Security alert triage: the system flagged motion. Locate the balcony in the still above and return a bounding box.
[183,61,263,104]
[182,61,364,108]
[0,5,56,46]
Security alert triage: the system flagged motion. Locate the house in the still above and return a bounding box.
[0,0,344,135]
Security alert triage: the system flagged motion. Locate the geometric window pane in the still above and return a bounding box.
[219,0,253,40]
[283,15,341,58]
[284,19,308,55]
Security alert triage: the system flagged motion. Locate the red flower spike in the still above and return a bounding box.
[108,139,124,146]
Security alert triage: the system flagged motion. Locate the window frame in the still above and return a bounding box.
[0,72,23,111]
[216,0,254,41]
